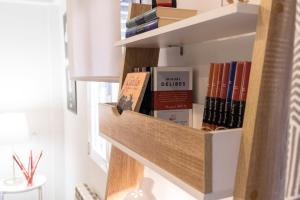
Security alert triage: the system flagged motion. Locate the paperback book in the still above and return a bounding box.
[117,72,150,113]
[152,67,193,126]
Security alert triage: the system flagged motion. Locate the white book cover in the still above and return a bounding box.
[153,67,193,127]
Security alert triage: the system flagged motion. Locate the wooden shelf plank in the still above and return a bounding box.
[99,103,242,200]
[116,3,259,48]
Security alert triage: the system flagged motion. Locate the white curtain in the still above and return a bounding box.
[286,1,300,199]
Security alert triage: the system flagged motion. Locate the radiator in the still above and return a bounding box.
[75,183,101,200]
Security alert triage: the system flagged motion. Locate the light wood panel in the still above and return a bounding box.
[100,103,212,193]
[116,3,259,48]
[105,4,160,200]
[234,0,296,199]
[121,48,160,85]
[105,147,144,200]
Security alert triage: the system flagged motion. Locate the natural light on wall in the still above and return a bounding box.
[0,113,29,143]
[0,2,53,111]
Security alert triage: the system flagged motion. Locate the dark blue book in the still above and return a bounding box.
[222,61,237,127]
[126,19,159,38]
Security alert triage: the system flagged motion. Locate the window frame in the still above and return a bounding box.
[87,82,119,173]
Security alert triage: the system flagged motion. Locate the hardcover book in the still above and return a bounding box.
[126,7,197,28]
[222,61,237,127]
[126,18,179,38]
[217,63,231,126]
[152,67,193,126]
[212,63,224,126]
[228,62,244,128]
[237,61,251,128]
[117,72,150,113]
[207,63,221,129]
[202,63,215,128]
[152,0,177,8]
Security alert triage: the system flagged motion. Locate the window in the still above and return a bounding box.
[88,82,119,171]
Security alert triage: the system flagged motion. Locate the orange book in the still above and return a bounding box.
[202,63,215,128]
[227,62,244,128]
[117,72,150,113]
[217,63,231,127]
[237,61,251,127]
[212,63,224,126]
[207,63,222,130]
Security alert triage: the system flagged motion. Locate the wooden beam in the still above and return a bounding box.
[105,4,159,200]
[234,0,296,199]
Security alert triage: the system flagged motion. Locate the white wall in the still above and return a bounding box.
[63,1,258,200]
[0,2,65,200]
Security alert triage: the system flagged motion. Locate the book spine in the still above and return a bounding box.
[126,19,159,38]
[126,9,158,28]
[237,61,251,128]
[217,62,230,127]
[202,63,215,128]
[212,63,224,126]
[207,63,221,130]
[139,67,154,115]
[152,0,177,8]
[227,62,244,128]
[222,61,237,127]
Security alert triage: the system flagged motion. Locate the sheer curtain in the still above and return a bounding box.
[285,1,300,199]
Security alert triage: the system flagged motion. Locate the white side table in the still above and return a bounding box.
[0,174,46,200]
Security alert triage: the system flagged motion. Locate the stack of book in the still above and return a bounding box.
[131,66,193,127]
[125,7,197,38]
[202,61,251,130]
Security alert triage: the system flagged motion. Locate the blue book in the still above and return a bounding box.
[222,61,237,127]
[126,19,159,38]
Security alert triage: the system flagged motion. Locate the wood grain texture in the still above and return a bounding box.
[105,4,160,200]
[128,3,152,19]
[234,0,296,199]
[121,48,160,84]
[105,147,144,200]
[100,103,213,193]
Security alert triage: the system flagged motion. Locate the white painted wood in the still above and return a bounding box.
[100,128,242,200]
[192,104,204,129]
[116,3,258,48]
[211,129,242,198]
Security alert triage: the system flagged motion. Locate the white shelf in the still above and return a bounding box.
[116,3,259,48]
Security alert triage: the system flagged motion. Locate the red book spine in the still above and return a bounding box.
[157,2,173,7]
[237,61,251,127]
[207,63,221,129]
[212,63,224,126]
[217,63,230,126]
[227,62,244,128]
[202,63,215,128]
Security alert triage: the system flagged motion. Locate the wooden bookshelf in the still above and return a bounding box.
[116,3,259,48]
[99,103,242,200]
[100,1,291,200]
[102,3,252,200]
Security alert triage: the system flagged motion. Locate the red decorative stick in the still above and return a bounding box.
[12,154,29,180]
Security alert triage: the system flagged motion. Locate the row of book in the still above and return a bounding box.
[118,67,193,126]
[202,61,251,130]
[125,6,197,38]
